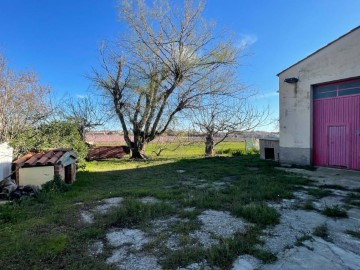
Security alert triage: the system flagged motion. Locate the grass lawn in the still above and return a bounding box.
[0,143,309,270]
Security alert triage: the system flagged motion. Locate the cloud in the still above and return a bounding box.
[237,34,258,49]
[76,94,87,99]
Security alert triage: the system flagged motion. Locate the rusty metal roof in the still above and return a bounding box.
[13,149,76,167]
[86,146,130,161]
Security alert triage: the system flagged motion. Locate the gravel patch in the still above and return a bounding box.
[190,230,219,248]
[261,209,327,254]
[313,196,346,211]
[198,210,248,238]
[106,229,149,250]
[211,181,232,190]
[94,197,124,214]
[178,261,219,270]
[107,251,161,270]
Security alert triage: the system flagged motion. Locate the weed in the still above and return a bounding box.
[348,193,360,199]
[307,188,332,198]
[295,234,312,246]
[348,201,360,207]
[303,200,315,210]
[319,184,348,191]
[322,205,348,218]
[313,224,328,239]
[346,230,360,239]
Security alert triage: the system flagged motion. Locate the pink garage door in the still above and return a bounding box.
[313,78,360,170]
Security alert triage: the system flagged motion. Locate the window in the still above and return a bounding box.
[313,78,360,100]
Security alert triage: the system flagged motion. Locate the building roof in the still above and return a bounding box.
[86,146,130,161]
[13,149,77,167]
[277,25,360,76]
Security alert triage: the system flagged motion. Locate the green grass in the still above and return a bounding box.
[319,184,348,191]
[0,144,311,270]
[231,203,280,226]
[307,188,332,199]
[346,230,360,239]
[322,205,348,218]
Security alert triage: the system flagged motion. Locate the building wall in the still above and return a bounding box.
[19,166,54,186]
[278,27,360,165]
[0,143,13,181]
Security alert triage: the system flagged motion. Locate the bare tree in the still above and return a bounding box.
[92,0,239,159]
[61,96,111,141]
[0,53,51,146]
[190,94,269,156]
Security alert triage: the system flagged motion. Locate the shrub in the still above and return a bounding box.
[41,175,70,193]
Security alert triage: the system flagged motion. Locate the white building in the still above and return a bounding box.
[278,26,360,170]
[0,142,13,181]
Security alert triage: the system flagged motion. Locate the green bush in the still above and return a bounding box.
[41,175,70,193]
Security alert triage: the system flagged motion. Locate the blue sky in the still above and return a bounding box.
[1,0,359,131]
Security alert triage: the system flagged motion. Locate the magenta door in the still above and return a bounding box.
[328,126,347,167]
[313,77,360,170]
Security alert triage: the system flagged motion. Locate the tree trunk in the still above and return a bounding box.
[130,135,148,160]
[205,134,214,156]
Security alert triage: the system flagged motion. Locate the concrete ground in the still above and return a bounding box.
[233,166,360,270]
[81,167,360,270]
[278,167,360,189]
